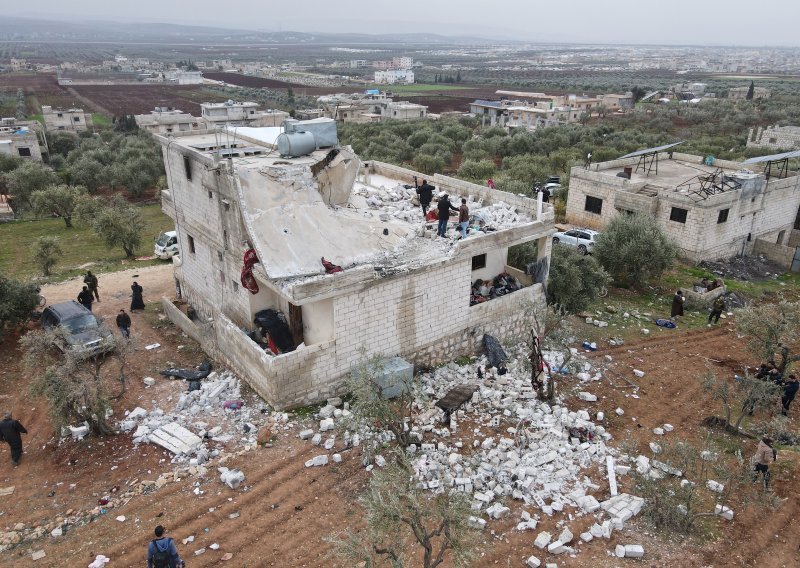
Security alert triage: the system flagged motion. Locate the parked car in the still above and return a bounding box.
[552,228,600,254]
[40,301,114,357]
[154,230,179,259]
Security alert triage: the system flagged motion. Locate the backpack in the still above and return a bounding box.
[151,538,173,568]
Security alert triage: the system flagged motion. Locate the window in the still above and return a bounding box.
[188,235,195,254]
[17,147,31,157]
[471,254,487,271]
[584,196,603,215]
[208,190,213,199]
[717,208,729,224]
[217,251,223,261]
[769,137,777,144]
[670,207,688,224]
[73,116,80,122]
[183,155,192,181]
[57,113,63,117]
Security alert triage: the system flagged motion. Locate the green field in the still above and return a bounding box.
[371,83,474,93]
[92,113,112,127]
[0,203,173,282]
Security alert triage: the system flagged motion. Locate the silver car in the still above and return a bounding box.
[552,228,599,255]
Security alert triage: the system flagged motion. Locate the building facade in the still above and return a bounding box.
[0,119,43,161]
[747,125,800,150]
[566,152,800,261]
[41,106,92,133]
[134,107,203,135]
[200,101,289,128]
[156,124,554,409]
[374,69,414,85]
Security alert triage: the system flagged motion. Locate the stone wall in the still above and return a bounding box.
[752,238,796,270]
[747,126,800,150]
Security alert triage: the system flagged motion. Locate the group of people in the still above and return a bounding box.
[414,179,471,239]
[755,363,800,416]
[75,270,145,338]
[669,289,727,326]
[470,273,523,306]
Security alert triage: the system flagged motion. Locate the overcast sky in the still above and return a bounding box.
[7,0,799,46]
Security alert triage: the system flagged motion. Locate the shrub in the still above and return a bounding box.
[547,244,610,314]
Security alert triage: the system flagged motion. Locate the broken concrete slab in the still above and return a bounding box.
[150,422,203,455]
[624,544,645,558]
[305,454,329,467]
[714,504,734,520]
[534,531,552,549]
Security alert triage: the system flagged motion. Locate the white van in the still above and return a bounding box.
[154,230,179,259]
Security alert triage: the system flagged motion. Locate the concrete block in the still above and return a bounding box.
[305,454,329,467]
[332,453,342,463]
[311,433,322,446]
[653,427,664,436]
[69,424,89,441]
[580,532,593,543]
[319,418,335,432]
[714,504,734,520]
[558,527,573,544]
[663,423,674,432]
[547,540,567,554]
[633,369,645,378]
[219,468,245,489]
[615,407,624,416]
[526,556,541,568]
[707,480,724,493]
[354,357,413,399]
[143,377,156,387]
[624,544,645,558]
[615,544,626,558]
[468,516,486,530]
[299,429,314,440]
[128,407,148,420]
[578,392,597,402]
[533,531,552,549]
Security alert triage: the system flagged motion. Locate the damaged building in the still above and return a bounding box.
[156,119,555,409]
[566,144,800,262]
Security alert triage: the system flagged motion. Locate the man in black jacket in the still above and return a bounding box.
[436,194,459,237]
[416,179,435,218]
[77,285,93,312]
[0,411,28,467]
[782,374,799,416]
[84,270,100,302]
[116,309,132,339]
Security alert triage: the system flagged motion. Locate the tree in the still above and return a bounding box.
[30,184,87,228]
[69,156,105,192]
[456,159,495,183]
[47,132,78,157]
[735,300,800,373]
[413,154,445,175]
[330,450,479,568]
[702,371,781,435]
[547,244,610,314]
[593,213,677,287]
[0,272,39,341]
[746,81,755,101]
[630,86,648,103]
[5,161,60,209]
[76,195,145,258]
[21,326,132,436]
[33,236,62,276]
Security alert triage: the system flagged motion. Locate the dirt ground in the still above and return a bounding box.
[2,266,800,567]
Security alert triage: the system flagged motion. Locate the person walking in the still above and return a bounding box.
[707,296,726,326]
[84,270,100,302]
[131,281,145,311]
[458,198,469,240]
[415,178,434,218]
[781,374,799,416]
[752,437,776,490]
[670,290,685,320]
[77,285,94,312]
[436,194,459,237]
[0,411,28,467]
[147,525,184,568]
[116,309,132,339]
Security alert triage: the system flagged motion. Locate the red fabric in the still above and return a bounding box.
[487,179,496,189]
[321,257,343,274]
[241,249,260,294]
[426,210,438,222]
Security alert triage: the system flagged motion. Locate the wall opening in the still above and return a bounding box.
[670,207,688,224]
[717,208,729,224]
[472,254,487,271]
[584,195,603,215]
[183,155,192,181]
[188,235,196,254]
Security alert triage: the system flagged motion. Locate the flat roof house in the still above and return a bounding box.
[156,120,554,409]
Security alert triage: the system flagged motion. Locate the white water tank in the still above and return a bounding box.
[276,131,316,158]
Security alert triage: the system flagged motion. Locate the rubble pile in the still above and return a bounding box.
[118,370,269,463]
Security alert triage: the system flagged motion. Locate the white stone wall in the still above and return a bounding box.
[747,126,800,150]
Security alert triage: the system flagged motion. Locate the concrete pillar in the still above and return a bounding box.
[536,234,553,287]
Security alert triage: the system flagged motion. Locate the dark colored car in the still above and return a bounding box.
[40,301,114,357]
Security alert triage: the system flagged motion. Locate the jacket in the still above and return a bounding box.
[116,313,131,328]
[437,197,458,217]
[712,298,725,312]
[77,290,93,306]
[0,418,27,447]
[416,183,434,205]
[458,204,469,223]
[147,537,182,568]
[754,440,775,466]
[783,380,799,401]
[84,274,98,289]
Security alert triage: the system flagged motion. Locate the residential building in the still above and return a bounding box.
[200,101,289,128]
[392,57,413,69]
[316,92,427,122]
[0,118,43,161]
[566,149,800,262]
[470,100,510,128]
[748,125,800,150]
[729,86,771,100]
[134,107,203,135]
[41,105,92,133]
[155,123,554,409]
[374,69,414,85]
[164,70,203,85]
[349,60,369,68]
[600,93,634,110]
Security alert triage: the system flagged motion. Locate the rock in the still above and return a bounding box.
[299,429,314,440]
[319,418,335,432]
[641,328,650,335]
[116,515,126,522]
[653,427,664,436]
[526,555,541,568]
[311,433,322,445]
[305,454,329,467]
[319,405,336,419]
[219,468,245,489]
[221,553,233,561]
[332,453,342,463]
[633,369,645,378]
[578,392,597,402]
[714,504,734,520]
[143,377,156,387]
[558,527,573,544]
[615,544,626,558]
[468,516,487,530]
[533,531,552,549]
[127,407,148,420]
[31,550,46,561]
[615,407,624,416]
[374,455,386,468]
[663,423,674,432]
[51,527,63,537]
[624,544,645,558]
[707,480,724,493]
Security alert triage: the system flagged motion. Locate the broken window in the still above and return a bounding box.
[472,254,487,271]
[183,155,192,181]
[584,196,603,215]
[670,207,688,224]
[717,208,729,224]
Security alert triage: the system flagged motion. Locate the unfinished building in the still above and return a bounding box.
[41,105,92,133]
[156,120,554,409]
[566,144,800,262]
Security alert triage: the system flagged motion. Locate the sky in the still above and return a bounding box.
[6,0,800,47]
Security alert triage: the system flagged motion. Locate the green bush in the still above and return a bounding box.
[547,244,610,314]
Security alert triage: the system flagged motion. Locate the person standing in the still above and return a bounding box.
[131,281,145,311]
[77,285,94,312]
[147,525,184,568]
[84,270,100,302]
[116,309,132,339]
[415,179,434,218]
[458,198,469,240]
[670,290,685,319]
[708,296,725,326]
[0,411,28,467]
[436,194,459,237]
[752,437,776,490]
[781,374,799,416]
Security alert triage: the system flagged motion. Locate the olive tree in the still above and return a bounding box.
[702,371,781,435]
[33,236,63,276]
[30,184,88,228]
[593,213,677,287]
[76,195,145,258]
[5,161,60,210]
[0,272,39,341]
[547,244,610,314]
[735,300,800,373]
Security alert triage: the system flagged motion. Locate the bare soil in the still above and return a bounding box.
[2,267,799,567]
